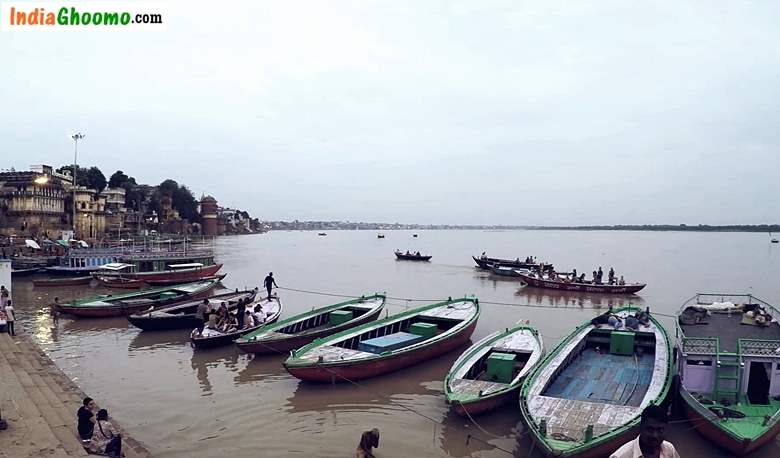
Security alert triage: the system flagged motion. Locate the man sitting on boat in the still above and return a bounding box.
[610,405,680,458]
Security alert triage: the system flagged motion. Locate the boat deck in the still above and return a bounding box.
[297,344,374,362]
[419,303,475,321]
[450,378,507,396]
[543,349,654,406]
[719,399,780,439]
[680,312,780,352]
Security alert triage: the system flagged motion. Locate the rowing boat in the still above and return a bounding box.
[515,271,646,294]
[677,294,780,455]
[490,265,527,278]
[283,296,480,382]
[395,251,432,261]
[33,276,93,287]
[445,323,543,416]
[144,273,225,287]
[236,294,386,354]
[95,276,147,289]
[127,289,258,331]
[55,279,221,318]
[472,255,546,271]
[190,297,282,349]
[520,306,672,457]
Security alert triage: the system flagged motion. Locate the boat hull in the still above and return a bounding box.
[237,307,383,354]
[101,263,223,282]
[33,276,93,287]
[452,388,518,417]
[680,390,780,455]
[472,256,540,270]
[192,315,281,349]
[518,272,646,294]
[285,319,477,382]
[127,314,200,331]
[11,268,39,277]
[395,253,432,261]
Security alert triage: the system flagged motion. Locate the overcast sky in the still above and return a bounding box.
[2,0,779,225]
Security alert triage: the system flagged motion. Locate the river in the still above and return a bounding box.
[9,230,780,457]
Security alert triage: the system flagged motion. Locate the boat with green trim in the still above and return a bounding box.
[445,323,543,416]
[55,278,221,318]
[677,293,780,455]
[236,294,386,354]
[520,306,673,457]
[283,296,480,382]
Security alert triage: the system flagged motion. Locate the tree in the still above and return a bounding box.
[84,167,107,194]
[108,170,136,188]
[172,185,199,222]
[57,165,89,187]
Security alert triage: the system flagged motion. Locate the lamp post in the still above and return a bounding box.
[71,132,85,239]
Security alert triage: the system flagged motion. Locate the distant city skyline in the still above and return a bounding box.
[2,1,779,225]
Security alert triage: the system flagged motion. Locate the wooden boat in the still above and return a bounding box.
[283,296,480,382]
[520,306,673,458]
[144,273,226,287]
[445,323,543,416]
[377,234,385,239]
[318,232,327,236]
[395,251,432,261]
[472,255,546,271]
[128,289,257,331]
[11,267,39,277]
[54,279,220,318]
[44,266,95,277]
[33,276,93,287]
[515,271,646,294]
[96,262,223,283]
[95,276,147,289]
[236,294,386,354]
[490,265,528,278]
[677,294,780,455]
[190,297,282,349]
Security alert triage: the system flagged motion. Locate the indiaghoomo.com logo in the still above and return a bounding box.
[1,1,167,31]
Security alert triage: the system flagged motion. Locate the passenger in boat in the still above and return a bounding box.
[592,271,598,284]
[610,405,680,458]
[619,276,625,286]
[244,310,256,328]
[91,409,122,458]
[579,273,586,283]
[264,272,278,299]
[77,397,97,443]
[356,428,380,458]
[608,267,615,285]
[625,314,640,330]
[207,307,218,330]
[571,268,577,281]
[236,298,246,329]
[196,299,209,336]
[406,250,411,255]
[415,251,421,256]
[608,313,623,329]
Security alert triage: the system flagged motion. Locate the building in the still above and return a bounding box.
[102,187,127,234]
[0,165,69,237]
[199,195,218,236]
[72,186,106,239]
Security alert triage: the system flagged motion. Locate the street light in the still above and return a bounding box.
[71,132,85,238]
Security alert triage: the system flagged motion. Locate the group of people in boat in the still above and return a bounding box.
[400,250,423,256]
[529,265,626,286]
[194,296,267,337]
[591,306,651,330]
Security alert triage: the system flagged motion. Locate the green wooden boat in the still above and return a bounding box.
[445,323,543,416]
[519,306,673,458]
[235,294,386,354]
[284,296,480,382]
[677,294,780,455]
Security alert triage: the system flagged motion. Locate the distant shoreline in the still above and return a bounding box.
[264,222,780,233]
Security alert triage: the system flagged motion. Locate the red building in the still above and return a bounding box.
[199,195,218,236]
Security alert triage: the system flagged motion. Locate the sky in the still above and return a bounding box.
[1,0,779,225]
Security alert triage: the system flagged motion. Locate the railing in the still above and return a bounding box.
[738,339,780,357]
[682,337,718,355]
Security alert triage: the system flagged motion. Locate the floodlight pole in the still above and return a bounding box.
[71,133,85,238]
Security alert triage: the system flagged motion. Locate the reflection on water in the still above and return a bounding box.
[8,230,780,457]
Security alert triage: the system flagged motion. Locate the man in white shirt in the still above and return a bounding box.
[610,405,680,458]
[5,300,15,336]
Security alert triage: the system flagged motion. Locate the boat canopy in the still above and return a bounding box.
[25,239,41,249]
[168,263,204,269]
[98,262,135,271]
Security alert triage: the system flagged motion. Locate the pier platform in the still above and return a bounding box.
[0,332,151,457]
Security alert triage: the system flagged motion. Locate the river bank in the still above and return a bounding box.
[0,332,151,458]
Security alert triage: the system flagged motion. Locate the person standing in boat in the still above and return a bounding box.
[264,272,278,300]
[195,299,209,337]
[608,267,615,285]
[610,405,680,458]
[236,298,246,329]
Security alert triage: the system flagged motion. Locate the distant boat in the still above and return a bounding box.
[395,251,432,261]
[771,232,778,243]
[516,271,646,294]
[318,232,327,236]
[413,234,418,238]
[377,234,385,239]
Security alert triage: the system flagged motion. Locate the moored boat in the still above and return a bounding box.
[394,251,432,261]
[283,296,480,382]
[95,276,147,289]
[11,267,39,277]
[33,276,93,287]
[128,288,257,331]
[489,265,528,278]
[445,323,543,416]
[144,273,226,287]
[472,255,548,271]
[516,271,646,294]
[97,262,223,283]
[677,294,780,455]
[55,279,221,318]
[520,306,672,457]
[236,294,386,354]
[190,297,282,349]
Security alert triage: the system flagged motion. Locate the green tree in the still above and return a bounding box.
[84,167,107,194]
[108,170,136,188]
[172,185,199,222]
